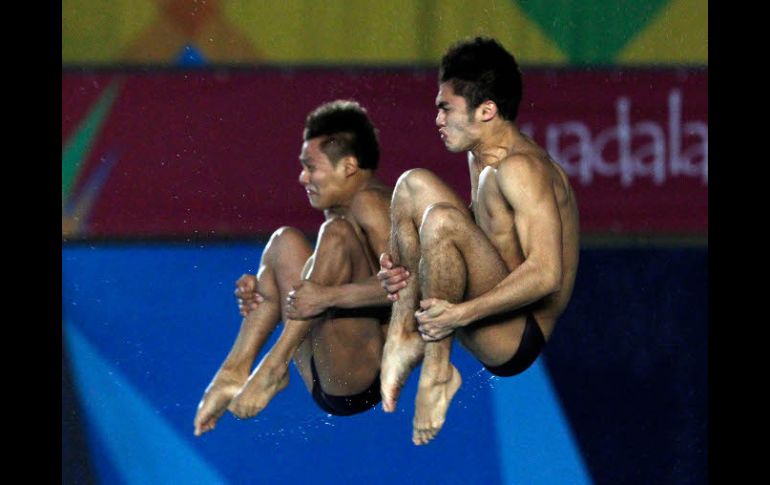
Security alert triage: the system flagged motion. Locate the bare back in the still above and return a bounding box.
[472,137,580,338]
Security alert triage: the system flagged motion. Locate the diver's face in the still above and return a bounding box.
[298,137,347,210]
[435,82,479,153]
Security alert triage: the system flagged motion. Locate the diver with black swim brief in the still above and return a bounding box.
[376,37,580,446]
[194,100,393,436]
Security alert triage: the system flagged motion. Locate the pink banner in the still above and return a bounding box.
[62,68,707,237]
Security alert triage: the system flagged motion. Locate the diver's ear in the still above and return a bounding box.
[478,100,498,122]
[341,155,359,177]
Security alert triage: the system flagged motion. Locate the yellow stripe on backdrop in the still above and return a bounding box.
[62,0,158,63]
[62,0,705,66]
[120,1,260,63]
[225,0,566,65]
[618,0,708,64]
[60,0,567,65]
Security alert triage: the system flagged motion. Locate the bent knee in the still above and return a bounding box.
[318,217,357,244]
[395,168,439,195]
[419,203,466,238]
[264,226,311,258]
[269,226,308,246]
[392,169,445,220]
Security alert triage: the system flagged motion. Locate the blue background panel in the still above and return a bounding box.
[62,242,706,484]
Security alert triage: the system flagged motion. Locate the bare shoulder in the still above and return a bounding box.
[351,184,391,208]
[496,153,550,186]
[496,152,576,212]
[350,184,392,220]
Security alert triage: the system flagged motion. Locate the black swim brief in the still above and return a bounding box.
[483,313,545,377]
[310,357,381,416]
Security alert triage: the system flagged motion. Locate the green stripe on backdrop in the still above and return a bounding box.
[62,80,121,202]
[517,0,671,64]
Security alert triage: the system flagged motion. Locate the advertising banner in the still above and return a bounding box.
[62,68,707,237]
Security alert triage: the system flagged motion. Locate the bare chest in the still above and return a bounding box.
[473,168,523,267]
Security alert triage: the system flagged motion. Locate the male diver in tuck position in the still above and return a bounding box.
[194,100,394,436]
[376,37,581,445]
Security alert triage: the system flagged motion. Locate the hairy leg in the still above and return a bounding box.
[415,201,534,366]
[195,227,311,435]
[229,218,383,418]
[380,169,471,412]
[379,181,424,412]
[399,189,520,445]
[412,204,467,445]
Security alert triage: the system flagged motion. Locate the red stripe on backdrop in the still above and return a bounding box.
[62,68,707,237]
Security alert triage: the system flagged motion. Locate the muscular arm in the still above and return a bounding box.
[326,275,390,308]
[459,156,563,323]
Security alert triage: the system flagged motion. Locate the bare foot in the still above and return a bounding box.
[412,364,462,445]
[380,331,424,412]
[227,363,289,419]
[194,370,247,436]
